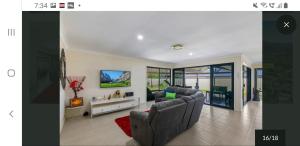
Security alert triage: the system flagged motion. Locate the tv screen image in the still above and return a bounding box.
[100,70,131,88]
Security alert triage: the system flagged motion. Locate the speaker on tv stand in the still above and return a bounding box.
[125,92,134,97]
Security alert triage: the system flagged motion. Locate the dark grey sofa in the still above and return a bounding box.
[130,87,205,146]
[154,86,201,102]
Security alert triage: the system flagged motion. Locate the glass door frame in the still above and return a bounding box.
[183,65,211,104]
[172,62,234,110]
[254,68,262,101]
[172,68,185,87]
[247,67,252,102]
[242,65,252,105]
[210,63,234,110]
[254,68,262,91]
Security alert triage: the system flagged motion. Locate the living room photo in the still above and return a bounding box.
[59,11,262,146]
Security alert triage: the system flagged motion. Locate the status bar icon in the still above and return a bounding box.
[50,3,56,8]
[59,3,65,8]
[253,3,258,8]
[68,2,74,9]
[284,2,288,8]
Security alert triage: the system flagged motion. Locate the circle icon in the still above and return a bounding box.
[8,69,15,77]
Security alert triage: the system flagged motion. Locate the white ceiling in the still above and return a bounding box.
[61,12,262,63]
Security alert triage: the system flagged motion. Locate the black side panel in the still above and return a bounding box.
[263,12,300,146]
[22,11,60,146]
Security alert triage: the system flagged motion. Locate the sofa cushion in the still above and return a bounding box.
[175,94,185,99]
[164,87,175,95]
[174,87,186,95]
[166,86,178,91]
[149,99,187,146]
[190,92,204,99]
[180,96,196,131]
[131,86,206,146]
[166,92,176,99]
[155,97,167,103]
[180,96,193,102]
[188,95,205,128]
[184,89,198,96]
[148,98,185,123]
[165,86,198,96]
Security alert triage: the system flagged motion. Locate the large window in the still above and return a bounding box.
[147,67,171,91]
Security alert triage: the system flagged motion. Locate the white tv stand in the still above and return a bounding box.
[90,96,139,118]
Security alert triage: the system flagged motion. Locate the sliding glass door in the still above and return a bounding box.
[243,65,252,105]
[184,66,211,104]
[172,63,234,109]
[211,63,234,109]
[254,68,263,101]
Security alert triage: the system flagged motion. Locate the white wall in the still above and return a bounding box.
[252,63,262,69]
[59,83,65,133]
[241,55,253,106]
[175,55,244,111]
[64,49,174,113]
[241,56,262,100]
[241,55,252,96]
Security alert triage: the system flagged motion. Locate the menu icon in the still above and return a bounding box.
[8,28,15,36]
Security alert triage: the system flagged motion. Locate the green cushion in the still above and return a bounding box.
[165,92,176,99]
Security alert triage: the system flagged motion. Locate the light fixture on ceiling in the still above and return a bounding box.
[189,52,193,56]
[137,34,144,40]
[171,44,183,50]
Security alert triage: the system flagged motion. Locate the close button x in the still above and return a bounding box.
[277,15,296,34]
[283,21,290,28]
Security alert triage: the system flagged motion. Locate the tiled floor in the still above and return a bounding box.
[60,101,262,146]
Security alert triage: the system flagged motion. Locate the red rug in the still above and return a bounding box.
[115,115,132,137]
[115,110,149,137]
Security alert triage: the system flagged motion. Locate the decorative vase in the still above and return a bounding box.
[70,97,83,107]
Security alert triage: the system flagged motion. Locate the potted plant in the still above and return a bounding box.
[67,76,86,107]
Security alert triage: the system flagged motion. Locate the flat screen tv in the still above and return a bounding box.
[100,70,131,88]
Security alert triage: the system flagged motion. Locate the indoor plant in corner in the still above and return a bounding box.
[67,76,86,107]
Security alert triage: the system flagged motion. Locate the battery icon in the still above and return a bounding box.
[284,2,288,8]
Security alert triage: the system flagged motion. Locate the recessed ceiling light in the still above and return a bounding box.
[137,34,144,40]
[189,52,193,56]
